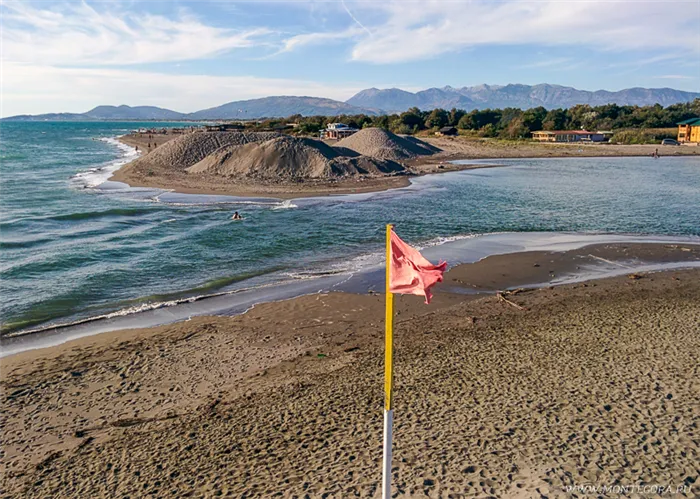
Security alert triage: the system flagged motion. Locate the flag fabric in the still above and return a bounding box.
[388,229,447,304]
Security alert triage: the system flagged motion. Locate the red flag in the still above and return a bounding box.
[389,229,447,304]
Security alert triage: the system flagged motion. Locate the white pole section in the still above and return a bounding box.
[382,408,394,499]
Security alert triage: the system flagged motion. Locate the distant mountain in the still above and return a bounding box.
[347,87,476,112]
[2,112,90,121]
[3,84,698,121]
[3,97,378,121]
[186,96,378,120]
[346,84,700,112]
[84,105,186,120]
[3,105,185,122]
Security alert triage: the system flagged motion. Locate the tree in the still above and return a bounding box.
[459,109,501,130]
[399,108,424,129]
[499,117,529,139]
[424,108,449,129]
[478,124,497,137]
[522,106,547,132]
[542,109,567,130]
[449,108,465,127]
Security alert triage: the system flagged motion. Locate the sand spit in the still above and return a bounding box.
[112,131,418,197]
[337,127,441,161]
[187,135,405,180]
[2,245,700,497]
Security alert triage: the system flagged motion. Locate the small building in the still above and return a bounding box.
[323,123,358,140]
[204,123,244,132]
[436,126,458,136]
[677,118,700,143]
[531,130,607,143]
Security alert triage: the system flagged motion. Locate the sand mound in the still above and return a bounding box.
[335,128,441,161]
[129,132,281,172]
[187,136,404,180]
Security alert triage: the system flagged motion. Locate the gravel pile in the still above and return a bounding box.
[335,128,441,161]
[129,132,281,172]
[187,136,404,180]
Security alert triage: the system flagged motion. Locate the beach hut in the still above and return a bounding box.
[677,118,700,143]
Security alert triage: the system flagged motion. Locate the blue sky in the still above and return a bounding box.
[2,0,699,116]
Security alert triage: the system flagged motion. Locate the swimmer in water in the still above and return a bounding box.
[231,211,243,220]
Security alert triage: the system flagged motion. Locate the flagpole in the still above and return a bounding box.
[383,224,394,499]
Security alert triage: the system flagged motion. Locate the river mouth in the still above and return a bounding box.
[3,124,700,358]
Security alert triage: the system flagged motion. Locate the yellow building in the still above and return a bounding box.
[677,118,700,143]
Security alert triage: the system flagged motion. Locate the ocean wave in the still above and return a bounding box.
[271,200,298,210]
[150,196,294,209]
[49,207,159,222]
[0,236,54,250]
[1,268,287,338]
[69,137,139,189]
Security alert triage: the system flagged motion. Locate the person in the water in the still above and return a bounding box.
[231,211,243,220]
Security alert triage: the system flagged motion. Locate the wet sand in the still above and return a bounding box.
[2,243,699,497]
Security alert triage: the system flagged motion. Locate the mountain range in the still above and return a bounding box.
[4,84,699,121]
[347,84,700,112]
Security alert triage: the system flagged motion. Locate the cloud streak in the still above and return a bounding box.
[1,1,274,65]
[322,0,700,64]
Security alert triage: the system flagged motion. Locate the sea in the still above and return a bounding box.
[2,121,700,354]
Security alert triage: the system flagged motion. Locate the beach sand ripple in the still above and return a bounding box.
[1,269,699,497]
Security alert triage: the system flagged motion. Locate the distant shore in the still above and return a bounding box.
[3,241,700,496]
[113,132,699,198]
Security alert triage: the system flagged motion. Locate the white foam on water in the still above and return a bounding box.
[70,137,140,188]
[271,200,298,210]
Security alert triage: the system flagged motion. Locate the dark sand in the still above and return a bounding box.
[2,243,699,497]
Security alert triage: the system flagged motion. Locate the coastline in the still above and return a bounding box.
[3,235,699,358]
[2,258,699,496]
[112,132,700,199]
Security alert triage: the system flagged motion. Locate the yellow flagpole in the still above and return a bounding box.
[382,224,394,499]
[384,224,394,411]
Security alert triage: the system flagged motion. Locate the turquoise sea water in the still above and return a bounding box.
[1,121,700,336]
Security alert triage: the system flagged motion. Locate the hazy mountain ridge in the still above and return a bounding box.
[186,96,379,120]
[4,97,379,122]
[4,84,698,121]
[84,105,187,120]
[346,84,700,112]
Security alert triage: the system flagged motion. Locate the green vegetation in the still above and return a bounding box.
[236,99,700,140]
[609,128,677,145]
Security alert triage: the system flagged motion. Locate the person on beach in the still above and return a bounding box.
[231,211,243,220]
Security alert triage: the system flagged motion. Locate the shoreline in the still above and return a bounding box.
[3,236,699,359]
[2,262,699,496]
[112,133,700,199]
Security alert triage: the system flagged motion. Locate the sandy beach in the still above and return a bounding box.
[2,242,699,497]
[114,132,699,198]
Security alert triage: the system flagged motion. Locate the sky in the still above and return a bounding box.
[2,0,699,117]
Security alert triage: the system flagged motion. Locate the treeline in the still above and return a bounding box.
[254,99,700,139]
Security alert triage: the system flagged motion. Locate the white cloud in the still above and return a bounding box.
[517,57,574,69]
[0,63,366,117]
[1,1,273,65]
[654,75,697,80]
[278,27,362,54]
[319,0,700,64]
